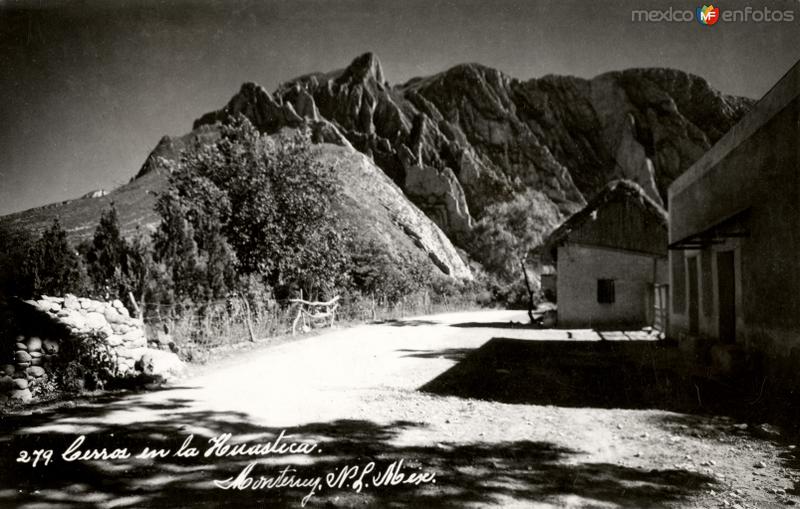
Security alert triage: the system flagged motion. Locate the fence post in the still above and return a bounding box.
[238,293,256,342]
[128,292,141,319]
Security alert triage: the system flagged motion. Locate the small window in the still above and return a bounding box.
[597,279,615,304]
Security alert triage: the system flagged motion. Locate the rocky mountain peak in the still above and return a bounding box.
[338,52,386,86]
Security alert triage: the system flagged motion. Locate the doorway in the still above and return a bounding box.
[717,250,736,343]
[688,257,699,335]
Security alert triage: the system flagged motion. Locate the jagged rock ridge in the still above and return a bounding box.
[1,53,753,282]
[180,53,751,244]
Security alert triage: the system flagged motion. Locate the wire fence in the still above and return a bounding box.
[139,290,480,359]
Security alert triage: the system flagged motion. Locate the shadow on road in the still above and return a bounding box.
[420,337,770,418]
[396,348,473,361]
[379,319,440,327]
[450,321,535,330]
[0,390,716,508]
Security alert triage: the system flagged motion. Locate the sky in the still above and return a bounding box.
[1,0,799,216]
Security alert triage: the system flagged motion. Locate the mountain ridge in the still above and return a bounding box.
[182,53,752,244]
[1,53,753,280]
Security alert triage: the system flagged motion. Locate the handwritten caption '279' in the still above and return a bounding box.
[16,431,437,506]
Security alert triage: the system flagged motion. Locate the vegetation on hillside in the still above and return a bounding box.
[0,219,88,299]
[0,118,480,354]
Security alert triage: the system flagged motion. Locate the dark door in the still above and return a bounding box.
[717,251,736,343]
[688,257,699,335]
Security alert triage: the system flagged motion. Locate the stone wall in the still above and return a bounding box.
[0,335,54,404]
[27,294,148,374]
[1,294,184,406]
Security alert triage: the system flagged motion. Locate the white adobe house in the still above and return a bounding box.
[542,180,669,329]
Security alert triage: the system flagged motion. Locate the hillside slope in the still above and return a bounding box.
[0,125,471,280]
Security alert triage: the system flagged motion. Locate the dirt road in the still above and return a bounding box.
[1,310,798,508]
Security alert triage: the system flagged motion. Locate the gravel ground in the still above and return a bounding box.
[1,310,798,508]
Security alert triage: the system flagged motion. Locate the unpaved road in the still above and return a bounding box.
[1,310,798,508]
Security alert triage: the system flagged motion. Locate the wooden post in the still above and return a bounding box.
[128,291,141,319]
[292,308,302,336]
[240,293,256,342]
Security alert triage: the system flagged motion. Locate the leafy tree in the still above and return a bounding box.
[84,204,135,300]
[209,121,349,297]
[0,225,37,298]
[153,177,237,304]
[153,117,348,301]
[470,189,562,279]
[22,219,88,297]
[468,189,564,317]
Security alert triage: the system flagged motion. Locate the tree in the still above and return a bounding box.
[84,204,134,300]
[0,225,37,298]
[153,117,349,301]
[468,189,564,319]
[23,219,87,297]
[210,121,349,297]
[153,178,237,304]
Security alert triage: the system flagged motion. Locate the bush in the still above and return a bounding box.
[51,332,117,393]
[487,277,539,310]
[347,237,429,304]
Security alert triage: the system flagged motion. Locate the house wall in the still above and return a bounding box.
[557,243,666,328]
[668,61,800,384]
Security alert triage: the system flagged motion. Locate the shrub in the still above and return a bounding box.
[348,237,429,303]
[51,331,117,393]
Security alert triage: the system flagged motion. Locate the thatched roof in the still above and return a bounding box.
[541,180,668,260]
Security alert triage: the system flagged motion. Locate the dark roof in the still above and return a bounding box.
[542,179,668,254]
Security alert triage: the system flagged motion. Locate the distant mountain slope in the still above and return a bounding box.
[0,124,224,243]
[0,169,162,242]
[187,53,753,243]
[0,125,471,280]
[1,53,752,277]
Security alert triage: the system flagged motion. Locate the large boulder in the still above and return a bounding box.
[138,350,187,382]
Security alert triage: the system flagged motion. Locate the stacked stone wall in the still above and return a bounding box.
[1,294,152,405]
